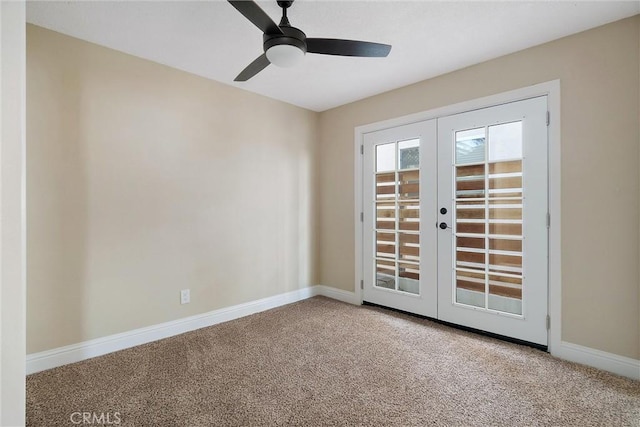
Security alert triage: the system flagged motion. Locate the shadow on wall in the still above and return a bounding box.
[27,35,87,352]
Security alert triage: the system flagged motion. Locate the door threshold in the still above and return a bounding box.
[362,301,548,352]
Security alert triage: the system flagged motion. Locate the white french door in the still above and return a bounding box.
[437,96,548,345]
[362,96,549,346]
[362,120,437,317]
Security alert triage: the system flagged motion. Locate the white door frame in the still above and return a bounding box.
[0,1,27,424]
[354,80,561,354]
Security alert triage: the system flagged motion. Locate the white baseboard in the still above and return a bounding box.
[314,285,359,305]
[553,341,639,380]
[28,285,638,381]
[27,286,320,374]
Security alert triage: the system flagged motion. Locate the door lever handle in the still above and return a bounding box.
[439,222,451,230]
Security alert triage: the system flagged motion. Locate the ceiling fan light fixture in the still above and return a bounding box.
[229,0,391,81]
[265,44,305,67]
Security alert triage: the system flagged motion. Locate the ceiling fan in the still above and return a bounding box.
[228,0,392,81]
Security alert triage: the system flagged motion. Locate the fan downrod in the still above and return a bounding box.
[277,0,294,27]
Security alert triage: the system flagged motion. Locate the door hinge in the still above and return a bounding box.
[360,279,364,289]
[546,111,550,126]
[360,212,364,222]
[546,315,551,330]
[546,213,551,229]
[360,145,364,155]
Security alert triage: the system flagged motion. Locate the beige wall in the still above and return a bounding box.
[27,25,319,353]
[28,16,640,361]
[318,16,640,359]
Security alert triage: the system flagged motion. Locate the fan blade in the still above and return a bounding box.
[234,53,270,82]
[306,38,391,57]
[228,1,283,35]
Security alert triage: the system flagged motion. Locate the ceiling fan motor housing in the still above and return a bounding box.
[276,0,294,9]
[263,26,307,54]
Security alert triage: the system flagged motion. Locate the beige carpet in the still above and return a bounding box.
[27,296,639,426]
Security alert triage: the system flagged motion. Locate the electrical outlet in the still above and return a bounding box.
[180,289,190,305]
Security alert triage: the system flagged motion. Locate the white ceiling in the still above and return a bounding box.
[27,1,639,112]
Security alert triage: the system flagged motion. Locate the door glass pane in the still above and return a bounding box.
[456,270,485,308]
[375,202,395,230]
[373,140,421,295]
[376,260,395,290]
[376,232,395,259]
[398,170,419,200]
[489,122,522,161]
[456,249,485,271]
[376,172,395,200]
[376,143,396,172]
[398,201,419,231]
[398,262,419,295]
[453,123,524,314]
[398,232,419,262]
[489,249,522,275]
[489,222,521,236]
[457,205,485,220]
[456,127,485,164]
[398,139,420,170]
[489,175,522,196]
[488,274,522,315]
[457,236,485,249]
[456,164,485,198]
